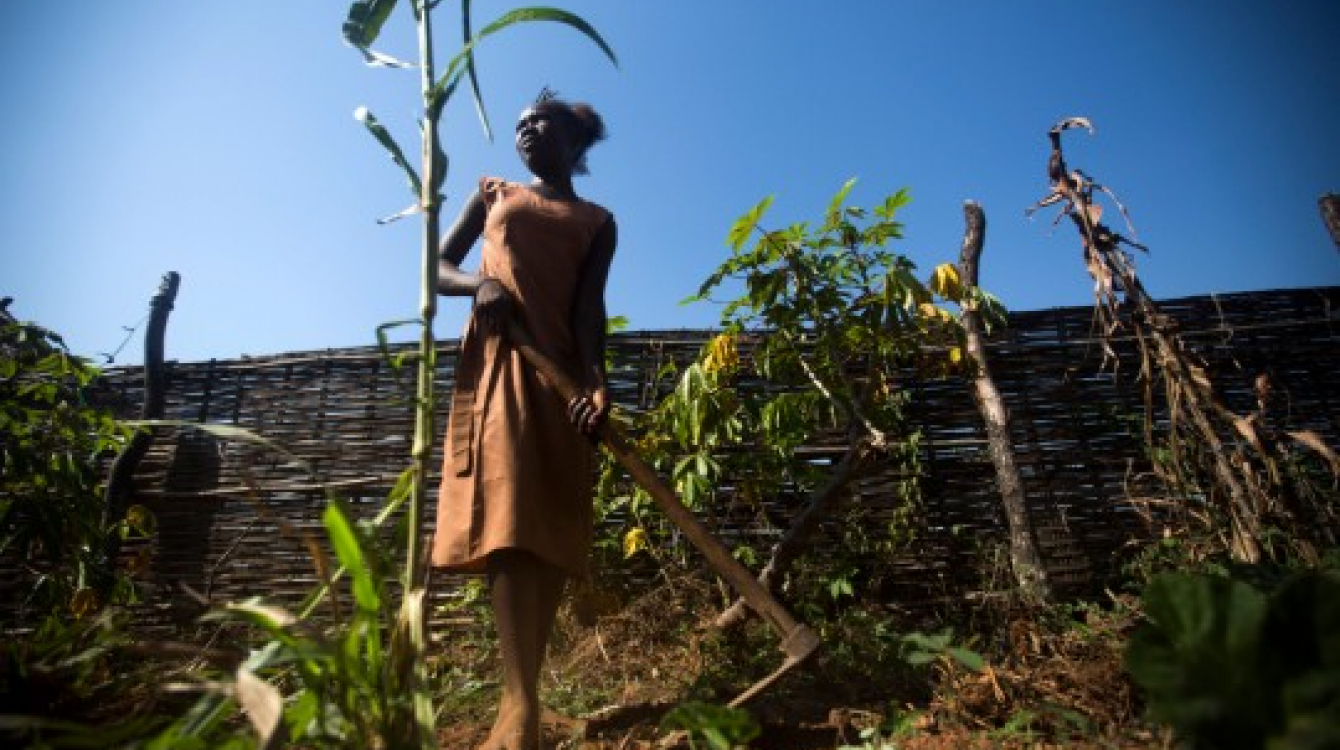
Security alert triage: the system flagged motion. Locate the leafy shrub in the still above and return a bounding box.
[662,701,760,750]
[1125,568,1340,749]
[0,317,135,619]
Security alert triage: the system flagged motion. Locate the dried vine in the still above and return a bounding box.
[1028,118,1338,563]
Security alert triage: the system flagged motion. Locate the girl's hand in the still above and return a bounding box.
[567,387,608,437]
[473,277,512,335]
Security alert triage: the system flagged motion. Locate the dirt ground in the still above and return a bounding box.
[434,706,1167,749]
[430,578,1162,749]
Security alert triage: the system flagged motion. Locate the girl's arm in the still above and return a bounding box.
[438,190,510,331]
[567,216,618,434]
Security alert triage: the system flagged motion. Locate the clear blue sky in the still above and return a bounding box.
[3,1,1337,365]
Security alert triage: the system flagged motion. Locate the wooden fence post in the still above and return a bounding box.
[101,271,180,589]
[957,202,1050,602]
[1320,194,1340,250]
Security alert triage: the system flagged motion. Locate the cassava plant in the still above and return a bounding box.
[605,180,1001,626]
[0,315,136,623]
[0,315,159,747]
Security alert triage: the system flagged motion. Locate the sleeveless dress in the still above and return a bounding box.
[431,177,612,577]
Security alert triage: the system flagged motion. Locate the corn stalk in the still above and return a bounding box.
[1029,117,1339,564]
[346,0,615,592]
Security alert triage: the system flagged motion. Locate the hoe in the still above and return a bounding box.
[509,321,821,707]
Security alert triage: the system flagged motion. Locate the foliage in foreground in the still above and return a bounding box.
[146,501,426,749]
[0,317,136,621]
[1126,566,1340,750]
[0,316,163,749]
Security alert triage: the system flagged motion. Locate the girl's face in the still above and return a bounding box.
[515,106,577,177]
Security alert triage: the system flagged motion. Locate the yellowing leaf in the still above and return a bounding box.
[128,546,153,576]
[702,333,739,375]
[918,302,952,323]
[949,346,963,365]
[623,527,648,558]
[125,504,155,536]
[70,588,98,619]
[930,263,964,301]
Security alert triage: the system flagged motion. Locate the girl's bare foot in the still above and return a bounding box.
[478,700,541,750]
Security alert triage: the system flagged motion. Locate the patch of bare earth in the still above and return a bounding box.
[433,580,1162,749]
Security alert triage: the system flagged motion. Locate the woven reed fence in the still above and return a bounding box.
[10,287,1340,634]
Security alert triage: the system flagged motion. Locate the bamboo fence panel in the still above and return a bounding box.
[4,288,1336,635]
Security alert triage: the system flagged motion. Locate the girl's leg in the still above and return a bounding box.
[480,549,566,750]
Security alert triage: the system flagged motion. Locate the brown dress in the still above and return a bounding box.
[431,177,611,576]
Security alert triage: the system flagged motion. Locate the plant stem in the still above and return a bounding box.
[407,0,441,592]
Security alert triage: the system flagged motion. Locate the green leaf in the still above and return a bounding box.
[431,6,618,119]
[1125,573,1274,747]
[355,106,422,199]
[661,701,760,749]
[727,196,774,251]
[286,690,320,742]
[826,177,858,223]
[874,188,912,219]
[904,651,936,667]
[323,503,381,612]
[460,0,492,140]
[949,647,985,672]
[342,0,399,47]
[342,0,413,67]
[477,7,618,67]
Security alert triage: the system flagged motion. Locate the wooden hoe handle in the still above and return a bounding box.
[506,322,819,704]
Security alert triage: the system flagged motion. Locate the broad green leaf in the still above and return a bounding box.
[323,503,380,612]
[727,196,774,251]
[355,106,423,199]
[387,465,417,505]
[286,691,320,742]
[351,616,383,685]
[1125,572,1274,745]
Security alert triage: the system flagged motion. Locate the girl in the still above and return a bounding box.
[432,90,616,750]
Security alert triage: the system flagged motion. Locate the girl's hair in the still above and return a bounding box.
[534,87,606,174]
